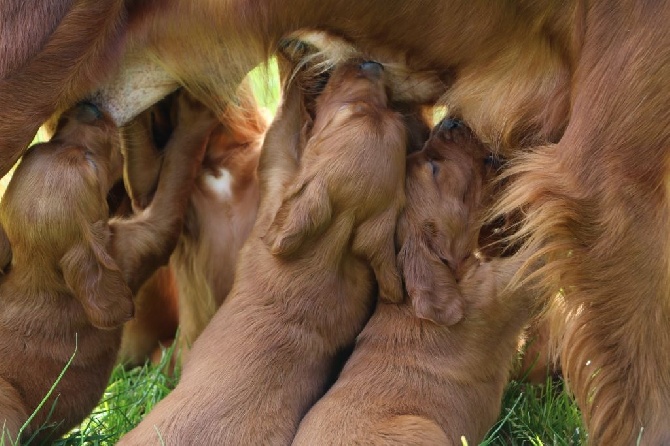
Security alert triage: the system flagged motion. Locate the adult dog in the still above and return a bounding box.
[2,2,670,443]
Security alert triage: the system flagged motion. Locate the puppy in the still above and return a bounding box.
[292,120,533,446]
[0,95,212,443]
[264,59,406,304]
[118,57,407,445]
[118,84,268,365]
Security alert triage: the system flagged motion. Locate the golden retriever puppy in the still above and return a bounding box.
[118,57,407,445]
[0,95,213,444]
[292,119,534,446]
[118,84,268,366]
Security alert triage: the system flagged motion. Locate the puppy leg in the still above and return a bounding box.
[352,207,403,303]
[110,92,215,292]
[121,109,163,210]
[265,174,332,256]
[0,377,28,444]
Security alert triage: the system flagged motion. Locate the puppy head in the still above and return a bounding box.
[51,102,124,189]
[0,104,132,328]
[316,59,389,113]
[397,118,489,325]
[281,30,446,105]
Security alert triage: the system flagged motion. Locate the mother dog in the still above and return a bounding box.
[2,2,670,444]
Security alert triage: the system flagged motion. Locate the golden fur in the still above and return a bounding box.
[0,95,210,443]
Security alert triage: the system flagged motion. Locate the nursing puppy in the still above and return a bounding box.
[119,85,267,365]
[119,58,407,445]
[0,95,212,443]
[264,59,405,304]
[293,120,534,446]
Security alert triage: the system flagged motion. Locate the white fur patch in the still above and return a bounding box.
[203,168,233,200]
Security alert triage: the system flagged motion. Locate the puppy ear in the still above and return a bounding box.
[263,174,332,257]
[0,224,12,273]
[397,221,464,326]
[60,222,134,329]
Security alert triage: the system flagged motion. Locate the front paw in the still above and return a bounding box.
[174,90,218,133]
[411,288,464,326]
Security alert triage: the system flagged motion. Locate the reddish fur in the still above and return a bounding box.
[0,0,127,175]
[0,96,210,442]
[119,85,267,365]
[118,57,408,445]
[294,121,532,445]
[3,2,670,443]
[118,266,180,367]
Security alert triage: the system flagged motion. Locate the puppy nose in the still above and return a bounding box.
[76,101,103,123]
[439,118,463,130]
[359,61,384,79]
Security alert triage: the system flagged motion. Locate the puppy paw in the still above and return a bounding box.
[411,288,464,326]
[174,90,218,134]
[376,267,404,304]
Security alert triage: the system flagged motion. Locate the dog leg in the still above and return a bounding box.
[352,207,403,304]
[0,377,28,444]
[497,142,670,444]
[109,93,214,292]
[121,110,163,211]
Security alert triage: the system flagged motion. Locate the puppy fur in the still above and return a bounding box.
[293,120,532,446]
[264,59,405,303]
[118,56,407,445]
[118,84,267,365]
[0,95,212,443]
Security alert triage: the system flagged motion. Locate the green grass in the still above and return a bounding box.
[54,347,180,446]
[31,361,584,445]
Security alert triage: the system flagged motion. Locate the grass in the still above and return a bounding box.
[53,347,180,446]
[3,61,585,445]
[11,353,584,445]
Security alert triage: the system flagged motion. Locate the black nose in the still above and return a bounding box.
[359,61,384,79]
[439,118,463,131]
[76,101,103,123]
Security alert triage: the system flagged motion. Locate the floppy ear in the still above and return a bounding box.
[60,222,134,329]
[0,224,12,273]
[263,173,332,257]
[397,220,465,326]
